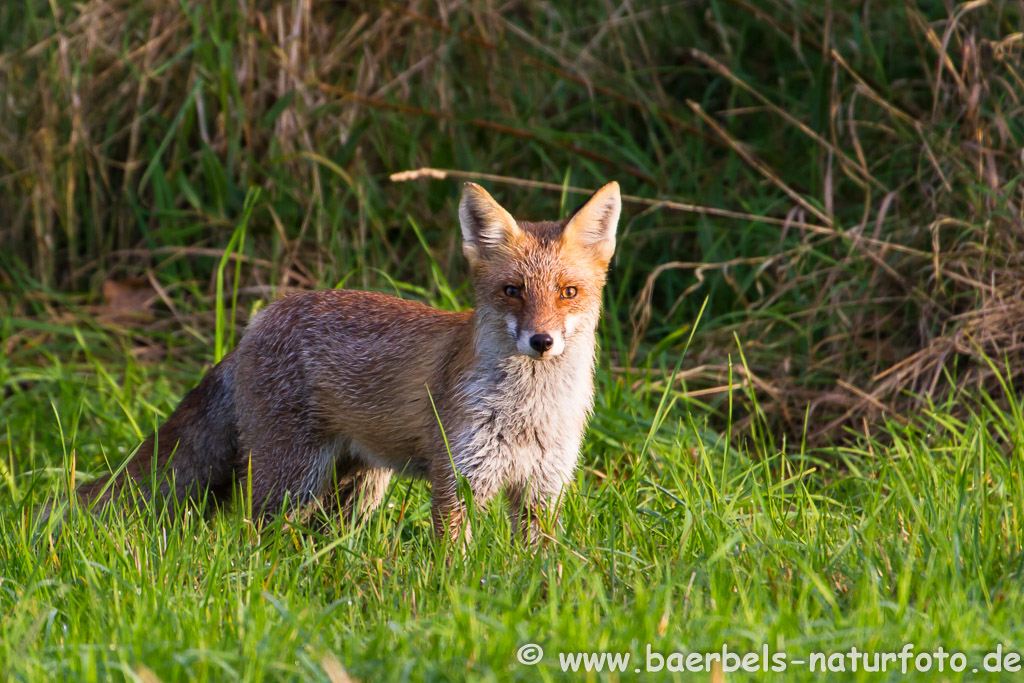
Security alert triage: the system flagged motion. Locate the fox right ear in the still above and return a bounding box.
[459,183,522,263]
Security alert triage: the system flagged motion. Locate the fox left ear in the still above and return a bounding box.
[562,181,621,265]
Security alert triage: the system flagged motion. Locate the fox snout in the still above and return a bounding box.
[515,326,565,359]
[530,333,553,353]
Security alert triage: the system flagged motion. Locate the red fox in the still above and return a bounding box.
[75,181,621,543]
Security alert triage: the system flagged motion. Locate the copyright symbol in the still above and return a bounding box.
[517,643,543,665]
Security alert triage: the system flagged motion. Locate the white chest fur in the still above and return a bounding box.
[451,339,596,502]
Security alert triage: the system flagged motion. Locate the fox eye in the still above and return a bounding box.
[561,286,578,299]
[503,285,521,298]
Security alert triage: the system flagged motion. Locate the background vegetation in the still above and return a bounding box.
[2,0,1024,680]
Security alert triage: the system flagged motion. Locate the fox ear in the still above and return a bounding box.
[562,181,620,265]
[459,183,522,263]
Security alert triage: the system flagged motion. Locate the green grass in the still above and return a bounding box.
[3,0,1024,680]
[3,341,1024,680]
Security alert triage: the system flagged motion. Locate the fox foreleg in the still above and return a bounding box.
[507,484,565,547]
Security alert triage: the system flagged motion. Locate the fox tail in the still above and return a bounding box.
[75,351,240,512]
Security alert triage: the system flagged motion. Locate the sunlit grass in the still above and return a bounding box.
[3,336,1024,680]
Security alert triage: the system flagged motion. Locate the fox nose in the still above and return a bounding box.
[529,333,554,353]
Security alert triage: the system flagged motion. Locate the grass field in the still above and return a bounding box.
[3,0,1024,680]
[4,340,1024,680]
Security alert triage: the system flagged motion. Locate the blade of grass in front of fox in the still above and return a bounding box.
[424,382,473,535]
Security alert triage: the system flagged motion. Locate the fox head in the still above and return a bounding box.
[459,181,621,360]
